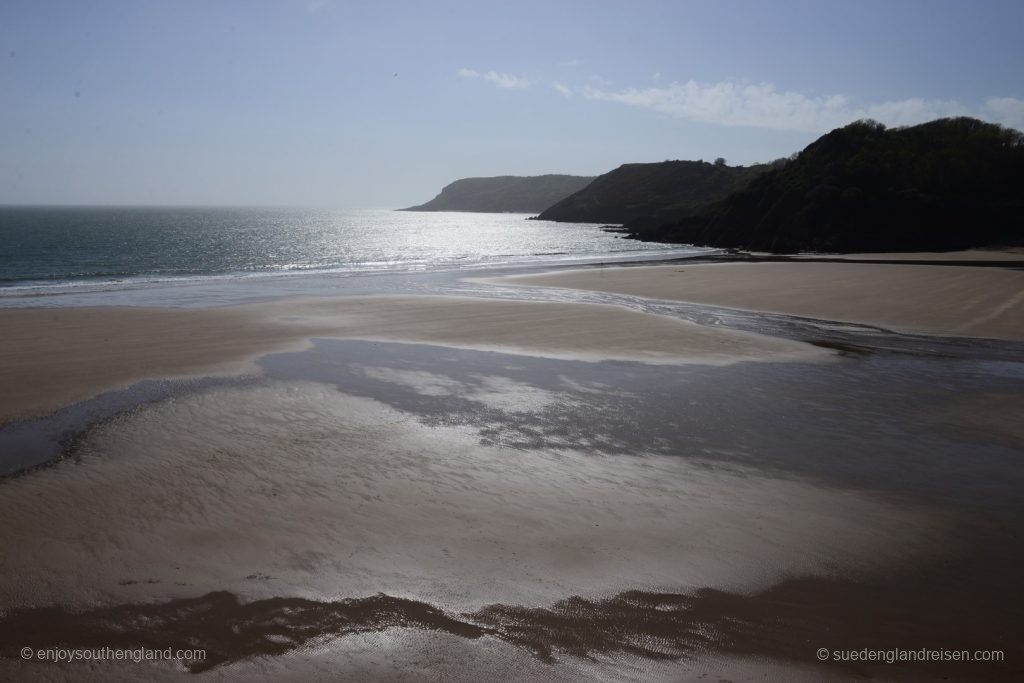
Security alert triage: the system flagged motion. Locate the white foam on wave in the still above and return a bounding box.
[0,247,710,308]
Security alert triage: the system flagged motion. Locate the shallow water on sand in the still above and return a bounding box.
[1,334,1022,680]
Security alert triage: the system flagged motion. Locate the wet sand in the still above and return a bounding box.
[0,379,947,610]
[489,260,1024,340]
[1,261,1023,680]
[0,295,822,424]
[6,339,1021,680]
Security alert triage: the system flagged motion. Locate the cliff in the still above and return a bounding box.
[401,175,595,213]
[537,160,769,226]
[629,118,1024,253]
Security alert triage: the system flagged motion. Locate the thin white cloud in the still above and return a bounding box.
[580,79,1024,133]
[862,98,970,127]
[483,71,530,89]
[651,72,662,82]
[582,81,855,132]
[553,82,573,98]
[983,97,1024,130]
[559,58,584,68]
[457,68,530,90]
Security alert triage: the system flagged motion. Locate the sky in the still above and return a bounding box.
[1,0,1022,208]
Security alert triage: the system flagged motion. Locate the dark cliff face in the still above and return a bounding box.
[629,118,1024,253]
[536,160,769,226]
[400,175,595,213]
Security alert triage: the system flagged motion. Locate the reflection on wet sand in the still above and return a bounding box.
[1,332,1022,680]
[2,570,1018,680]
[1,377,944,612]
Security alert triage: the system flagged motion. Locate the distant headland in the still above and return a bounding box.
[535,159,772,228]
[400,175,594,213]
[409,117,1023,254]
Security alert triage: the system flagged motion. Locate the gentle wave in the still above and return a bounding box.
[0,247,702,300]
[0,207,694,296]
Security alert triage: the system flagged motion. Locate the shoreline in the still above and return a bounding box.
[4,251,1023,425]
[2,251,1022,680]
[5,246,1019,309]
[0,294,825,425]
[485,254,1024,341]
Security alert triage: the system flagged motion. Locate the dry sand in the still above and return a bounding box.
[792,248,1024,261]
[6,257,1020,424]
[490,261,1024,340]
[0,295,822,424]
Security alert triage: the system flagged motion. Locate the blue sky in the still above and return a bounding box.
[2,0,1022,207]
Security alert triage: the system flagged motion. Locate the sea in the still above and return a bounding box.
[0,207,700,306]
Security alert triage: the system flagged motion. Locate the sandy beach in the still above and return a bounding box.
[6,2,1024,678]
[792,248,1024,261]
[9,253,1022,427]
[0,295,822,425]
[1,258,1022,681]
[488,257,1024,340]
